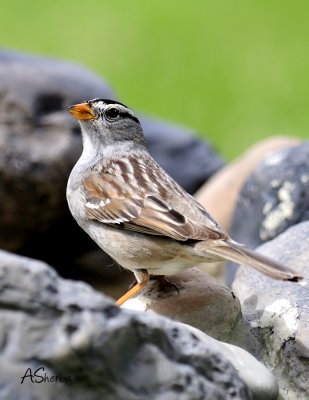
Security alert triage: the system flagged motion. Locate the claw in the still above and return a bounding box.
[152,275,180,294]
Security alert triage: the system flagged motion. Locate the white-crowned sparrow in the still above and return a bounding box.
[67,98,301,305]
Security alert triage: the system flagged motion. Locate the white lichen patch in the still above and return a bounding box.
[260,181,295,240]
[270,179,280,189]
[300,174,309,184]
[264,152,285,166]
[262,201,273,215]
[259,298,299,352]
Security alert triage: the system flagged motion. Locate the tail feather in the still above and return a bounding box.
[197,240,302,281]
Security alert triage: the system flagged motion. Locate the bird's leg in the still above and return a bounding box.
[116,269,149,306]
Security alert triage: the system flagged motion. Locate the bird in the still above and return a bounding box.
[67,98,302,306]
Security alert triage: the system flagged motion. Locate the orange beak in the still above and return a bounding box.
[68,102,96,120]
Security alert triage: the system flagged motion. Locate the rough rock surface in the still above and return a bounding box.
[0,249,251,400]
[0,49,223,281]
[195,136,300,233]
[230,141,309,249]
[184,325,278,400]
[232,222,309,400]
[226,141,309,284]
[122,268,241,342]
[122,268,280,400]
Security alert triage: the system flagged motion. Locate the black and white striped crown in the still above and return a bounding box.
[89,98,139,123]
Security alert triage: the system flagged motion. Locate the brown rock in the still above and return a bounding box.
[122,267,241,342]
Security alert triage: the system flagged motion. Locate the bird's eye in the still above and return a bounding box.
[105,107,120,120]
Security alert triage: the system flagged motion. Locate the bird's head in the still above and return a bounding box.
[69,98,146,150]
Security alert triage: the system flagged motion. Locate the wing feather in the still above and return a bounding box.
[82,165,226,241]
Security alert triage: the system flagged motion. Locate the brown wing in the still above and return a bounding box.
[82,159,226,241]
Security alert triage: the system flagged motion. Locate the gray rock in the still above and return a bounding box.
[232,222,309,400]
[227,141,309,284]
[0,49,116,251]
[0,49,223,279]
[122,266,279,400]
[184,325,278,400]
[0,249,251,400]
[230,142,309,249]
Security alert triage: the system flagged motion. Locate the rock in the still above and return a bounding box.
[122,267,241,342]
[195,136,300,233]
[0,49,116,252]
[0,250,251,400]
[75,254,288,396]
[232,222,309,400]
[229,141,309,249]
[0,50,223,287]
[194,137,300,280]
[184,325,279,400]
[226,141,309,284]
[121,268,279,399]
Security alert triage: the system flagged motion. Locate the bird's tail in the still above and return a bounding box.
[195,239,302,281]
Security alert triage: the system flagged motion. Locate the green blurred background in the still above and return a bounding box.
[1,0,308,159]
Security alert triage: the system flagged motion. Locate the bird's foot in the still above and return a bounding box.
[151,275,180,294]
